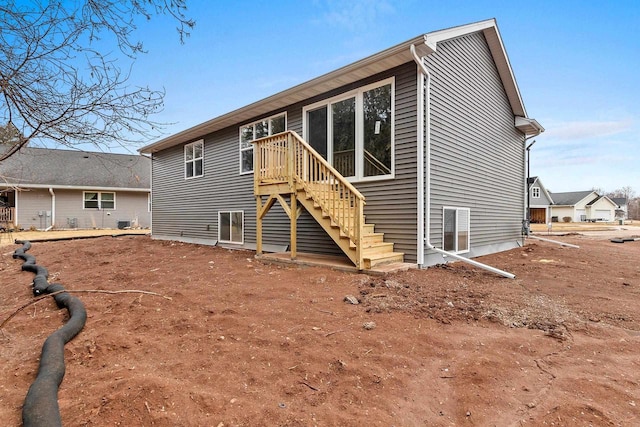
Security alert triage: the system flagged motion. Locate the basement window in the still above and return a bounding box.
[443,207,470,254]
[219,211,244,244]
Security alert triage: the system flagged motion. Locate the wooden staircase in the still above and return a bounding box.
[253,131,403,270]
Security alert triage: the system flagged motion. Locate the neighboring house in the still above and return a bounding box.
[0,147,150,230]
[549,191,618,222]
[527,176,553,223]
[140,19,543,270]
[611,197,628,219]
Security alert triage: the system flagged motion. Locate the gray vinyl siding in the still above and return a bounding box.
[54,189,150,229]
[16,189,52,230]
[530,185,552,206]
[15,189,149,230]
[354,63,418,262]
[151,125,296,250]
[425,32,524,258]
[151,62,419,260]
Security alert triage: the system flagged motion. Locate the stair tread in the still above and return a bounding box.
[364,251,404,261]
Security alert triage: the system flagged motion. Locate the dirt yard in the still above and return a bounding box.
[1,228,639,426]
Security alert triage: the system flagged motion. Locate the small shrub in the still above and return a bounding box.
[562,216,572,223]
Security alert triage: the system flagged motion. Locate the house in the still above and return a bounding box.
[611,197,628,219]
[527,176,553,223]
[140,19,543,270]
[0,147,150,230]
[549,191,618,222]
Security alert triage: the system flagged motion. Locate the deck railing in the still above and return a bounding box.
[0,207,15,226]
[253,131,365,265]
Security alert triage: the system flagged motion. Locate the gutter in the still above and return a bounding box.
[46,188,55,231]
[411,44,515,279]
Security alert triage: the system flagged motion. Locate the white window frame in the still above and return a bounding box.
[532,187,540,198]
[218,210,244,244]
[184,140,204,179]
[302,77,395,182]
[83,191,116,210]
[239,112,287,175]
[442,207,470,254]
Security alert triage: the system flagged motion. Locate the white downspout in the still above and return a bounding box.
[46,187,55,231]
[410,45,515,279]
[412,45,426,267]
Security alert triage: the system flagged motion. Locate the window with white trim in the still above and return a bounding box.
[185,140,204,178]
[239,113,286,174]
[218,211,244,244]
[303,78,394,180]
[443,207,470,254]
[83,192,115,210]
[532,187,540,198]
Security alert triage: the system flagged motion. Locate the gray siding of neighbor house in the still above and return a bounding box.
[530,184,552,206]
[53,189,150,229]
[423,32,525,265]
[16,189,53,229]
[151,62,419,260]
[15,189,150,230]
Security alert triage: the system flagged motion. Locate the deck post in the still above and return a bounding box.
[256,196,263,255]
[290,192,297,260]
[355,197,364,270]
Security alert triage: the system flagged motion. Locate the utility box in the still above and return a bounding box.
[117,220,131,229]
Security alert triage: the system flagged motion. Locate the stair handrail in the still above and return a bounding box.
[253,131,365,268]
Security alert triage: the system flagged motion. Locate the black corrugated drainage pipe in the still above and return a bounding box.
[13,240,87,427]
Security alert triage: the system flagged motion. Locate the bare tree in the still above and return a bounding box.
[0,0,195,161]
[607,186,636,201]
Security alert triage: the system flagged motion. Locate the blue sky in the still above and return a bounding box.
[124,0,639,195]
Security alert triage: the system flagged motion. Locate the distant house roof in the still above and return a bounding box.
[0,147,150,191]
[140,18,543,155]
[548,191,595,206]
[586,195,604,206]
[611,197,627,207]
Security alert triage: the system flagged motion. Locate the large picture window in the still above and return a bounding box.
[443,207,470,254]
[84,192,115,210]
[304,78,394,180]
[219,211,243,244]
[240,113,286,174]
[185,140,204,179]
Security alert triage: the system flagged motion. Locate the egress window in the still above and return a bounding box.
[443,207,470,254]
[185,140,204,178]
[240,113,286,174]
[84,192,115,209]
